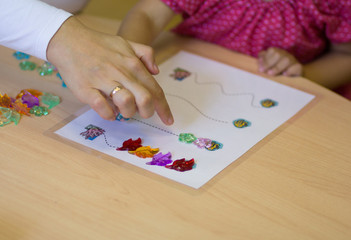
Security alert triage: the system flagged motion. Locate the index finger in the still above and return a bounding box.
[128,60,174,125]
[112,55,174,125]
[129,43,174,125]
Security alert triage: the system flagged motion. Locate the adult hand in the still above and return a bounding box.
[258,47,303,77]
[47,16,174,125]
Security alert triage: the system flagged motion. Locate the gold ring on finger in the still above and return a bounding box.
[109,85,124,98]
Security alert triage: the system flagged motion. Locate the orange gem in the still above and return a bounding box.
[13,100,30,116]
[0,94,12,108]
[128,146,159,158]
[16,89,43,99]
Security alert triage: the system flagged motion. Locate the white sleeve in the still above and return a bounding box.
[0,0,72,61]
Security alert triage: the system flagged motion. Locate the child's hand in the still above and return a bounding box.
[258,47,303,77]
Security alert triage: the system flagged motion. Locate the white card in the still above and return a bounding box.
[55,51,315,188]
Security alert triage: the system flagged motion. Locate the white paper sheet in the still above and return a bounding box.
[55,51,315,189]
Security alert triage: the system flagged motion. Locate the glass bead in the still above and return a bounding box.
[165,158,195,172]
[146,152,172,166]
[42,92,60,109]
[30,106,49,116]
[193,138,212,149]
[0,94,12,108]
[117,138,142,151]
[37,62,55,76]
[205,141,223,151]
[128,146,159,158]
[13,51,30,60]
[233,119,251,128]
[0,107,20,125]
[116,113,130,121]
[260,99,278,108]
[0,115,11,127]
[19,61,36,71]
[56,73,67,88]
[178,133,197,143]
[21,93,39,108]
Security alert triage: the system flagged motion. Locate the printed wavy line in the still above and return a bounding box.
[190,73,262,108]
[165,93,229,124]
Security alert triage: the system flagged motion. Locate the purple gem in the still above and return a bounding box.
[146,152,172,166]
[193,138,212,149]
[21,93,39,108]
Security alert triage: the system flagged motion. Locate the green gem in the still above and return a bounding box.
[0,115,11,126]
[30,106,49,116]
[0,107,21,125]
[42,92,60,109]
[19,61,36,71]
[37,62,55,76]
[179,133,197,143]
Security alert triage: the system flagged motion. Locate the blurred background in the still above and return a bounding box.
[81,0,181,28]
[82,0,138,20]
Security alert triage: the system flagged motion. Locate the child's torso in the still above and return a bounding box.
[170,0,350,62]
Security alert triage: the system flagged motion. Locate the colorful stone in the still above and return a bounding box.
[0,115,11,127]
[21,93,39,108]
[42,92,60,109]
[205,141,223,151]
[12,100,30,116]
[80,124,105,140]
[128,146,159,158]
[117,138,142,151]
[116,113,130,121]
[165,158,195,172]
[37,62,55,76]
[179,133,197,144]
[56,73,67,88]
[233,119,251,128]
[193,138,212,149]
[0,107,20,125]
[17,89,43,98]
[19,61,36,71]
[170,68,191,81]
[13,51,30,60]
[260,99,278,108]
[29,106,49,116]
[0,94,12,108]
[146,152,173,166]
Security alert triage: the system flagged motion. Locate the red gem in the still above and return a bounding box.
[165,158,195,172]
[117,138,142,151]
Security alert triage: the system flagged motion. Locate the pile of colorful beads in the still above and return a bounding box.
[13,51,66,87]
[0,89,60,127]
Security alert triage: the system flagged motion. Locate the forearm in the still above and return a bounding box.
[118,0,175,45]
[118,11,158,45]
[40,0,90,14]
[304,51,351,89]
[0,0,71,60]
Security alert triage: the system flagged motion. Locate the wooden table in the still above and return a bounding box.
[1,15,351,240]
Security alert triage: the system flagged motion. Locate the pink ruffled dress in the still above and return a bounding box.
[161,0,351,64]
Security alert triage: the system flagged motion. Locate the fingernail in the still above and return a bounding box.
[168,116,174,125]
[154,63,159,73]
[259,67,264,72]
[268,70,274,75]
